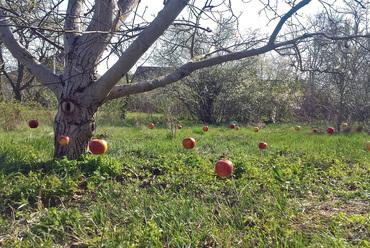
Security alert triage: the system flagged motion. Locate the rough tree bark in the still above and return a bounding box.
[0,0,368,159]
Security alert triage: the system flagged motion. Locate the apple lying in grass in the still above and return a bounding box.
[58,135,70,146]
[203,126,209,132]
[327,127,334,134]
[177,125,182,129]
[253,127,259,132]
[215,159,233,178]
[258,142,267,150]
[235,126,240,131]
[312,128,318,133]
[366,141,370,151]
[294,125,301,131]
[230,124,236,129]
[182,137,195,149]
[89,139,108,155]
[148,123,154,129]
[342,123,348,128]
[28,120,39,128]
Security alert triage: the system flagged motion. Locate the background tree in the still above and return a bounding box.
[0,0,368,159]
[0,0,62,103]
[293,3,370,131]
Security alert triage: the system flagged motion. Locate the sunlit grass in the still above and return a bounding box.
[0,113,369,247]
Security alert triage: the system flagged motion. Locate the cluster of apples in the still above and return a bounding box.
[28,119,370,178]
[28,120,108,155]
[294,124,338,134]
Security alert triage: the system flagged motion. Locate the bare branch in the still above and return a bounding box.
[95,0,190,102]
[0,9,61,94]
[106,31,370,101]
[268,0,311,45]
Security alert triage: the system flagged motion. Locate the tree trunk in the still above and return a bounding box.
[53,98,99,160]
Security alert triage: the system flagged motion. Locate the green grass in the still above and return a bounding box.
[0,113,369,247]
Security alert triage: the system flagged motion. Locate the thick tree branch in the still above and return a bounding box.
[268,0,311,46]
[0,9,61,94]
[95,0,190,101]
[105,32,370,101]
[64,0,84,54]
[117,0,141,24]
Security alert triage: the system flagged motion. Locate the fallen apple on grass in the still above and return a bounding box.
[258,142,268,150]
[28,120,39,128]
[312,128,318,133]
[177,125,182,129]
[229,124,236,129]
[235,126,240,131]
[89,139,108,155]
[366,141,370,151]
[58,136,70,146]
[202,126,209,132]
[342,123,348,128]
[215,159,233,178]
[148,123,154,129]
[294,125,301,131]
[182,137,195,149]
[327,127,334,134]
[253,127,259,132]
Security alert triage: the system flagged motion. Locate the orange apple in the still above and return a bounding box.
[253,127,259,132]
[342,123,348,128]
[294,125,301,131]
[28,120,39,128]
[366,141,370,151]
[327,127,334,134]
[148,123,154,129]
[58,135,70,146]
[202,126,209,132]
[177,125,182,129]
[215,159,233,178]
[258,142,267,150]
[230,124,236,129]
[182,137,195,149]
[89,139,108,155]
[235,126,240,131]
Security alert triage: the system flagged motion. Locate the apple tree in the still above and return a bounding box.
[0,0,369,159]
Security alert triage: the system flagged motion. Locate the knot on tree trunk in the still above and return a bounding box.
[61,101,76,114]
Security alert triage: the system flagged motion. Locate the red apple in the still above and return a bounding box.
[148,123,154,129]
[312,128,318,133]
[28,120,39,128]
[366,141,370,151]
[182,137,195,149]
[253,127,259,132]
[202,126,209,132]
[294,125,301,131]
[258,142,267,150]
[342,123,348,128]
[215,159,233,178]
[235,126,240,131]
[230,124,236,129]
[327,127,334,134]
[58,135,70,146]
[89,139,108,155]
[177,125,182,129]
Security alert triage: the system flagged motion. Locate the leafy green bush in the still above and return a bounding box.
[0,98,26,131]
[0,98,55,131]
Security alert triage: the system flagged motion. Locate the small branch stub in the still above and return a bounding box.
[61,101,75,114]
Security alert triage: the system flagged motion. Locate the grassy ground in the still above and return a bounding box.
[0,113,369,247]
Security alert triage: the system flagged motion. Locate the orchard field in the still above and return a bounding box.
[0,112,369,247]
